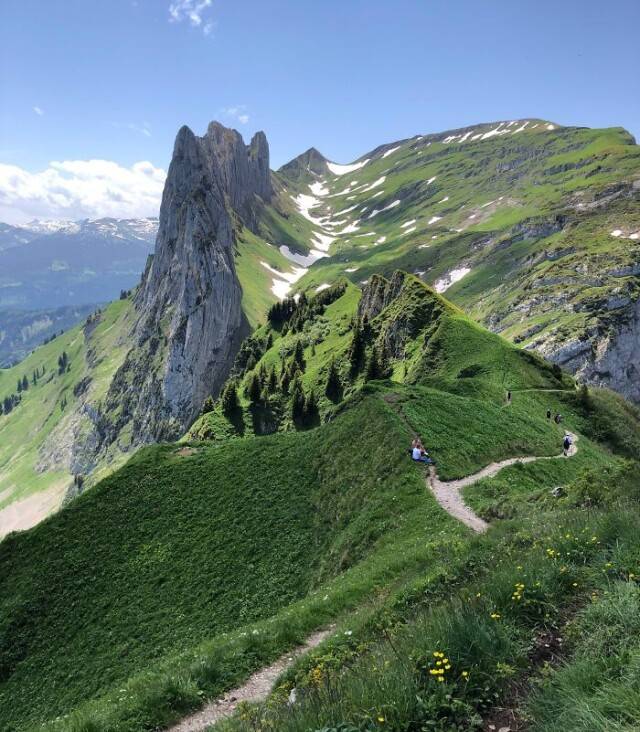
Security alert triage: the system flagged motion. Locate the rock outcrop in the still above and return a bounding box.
[277,147,329,184]
[540,298,640,404]
[103,121,273,444]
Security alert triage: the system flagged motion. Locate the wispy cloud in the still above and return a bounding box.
[222,105,250,125]
[0,159,166,225]
[112,121,152,138]
[33,106,44,116]
[168,0,215,34]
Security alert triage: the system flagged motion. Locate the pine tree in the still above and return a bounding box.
[22,375,29,391]
[201,396,215,414]
[266,332,273,350]
[17,379,22,393]
[365,346,381,382]
[348,321,365,377]
[325,359,342,401]
[379,341,392,378]
[303,389,319,425]
[293,340,306,371]
[280,370,291,396]
[267,366,278,393]
[248,373,262,404]
[290,376,305,422]
[245,354,257,372]
[221,381,239,415]
[258,362,267,385]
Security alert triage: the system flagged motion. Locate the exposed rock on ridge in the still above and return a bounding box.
[104,121,273,444]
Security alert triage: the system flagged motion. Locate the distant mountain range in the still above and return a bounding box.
[0,217,157,364]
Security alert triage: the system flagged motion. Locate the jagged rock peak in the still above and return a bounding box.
[102,120,267,447]
[278,146,330,183]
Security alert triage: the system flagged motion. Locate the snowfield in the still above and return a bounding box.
[434,267,471,293]
[327,159,370,176]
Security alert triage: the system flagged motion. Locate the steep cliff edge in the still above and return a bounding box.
[102,122,273,444]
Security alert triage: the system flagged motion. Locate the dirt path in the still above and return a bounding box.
[167,628,333,732]
[427,433,578,533]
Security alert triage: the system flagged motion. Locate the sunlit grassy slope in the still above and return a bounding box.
[0,298,135,515]
[2,269,639,732]
[277,120,640,361]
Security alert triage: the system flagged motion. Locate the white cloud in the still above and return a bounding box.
[33,106,44,116]
[0,159,166,225]
[168,0,214,33]
[222,105,250,125]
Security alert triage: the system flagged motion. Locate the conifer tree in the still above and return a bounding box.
[293,339,306,371]
[22,375,29,391]
[267,366,278,393]
[348,321,365,377]
[221,380,239,415]
[248,373,262,404]
[280,369,291,396]
[303,388,319,425]
[290,375,305,422]
[365,346,381,382]
[325,359,342,401]
[201,396,215,414]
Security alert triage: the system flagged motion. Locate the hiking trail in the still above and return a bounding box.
[427,433,578,533]
[166,627,333,732]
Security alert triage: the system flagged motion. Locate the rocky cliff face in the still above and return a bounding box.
[538,298,640,403]
[103,122,273,444]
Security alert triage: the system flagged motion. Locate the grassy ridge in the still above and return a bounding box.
[0,395,424,729]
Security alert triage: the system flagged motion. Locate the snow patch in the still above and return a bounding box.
[458,131,473,143]
[327,159,370,176]
[344,267,359,273]
[374,236,386,245]
[427,215,442,225]
[611,229,623,237]
[260,261,307,299]
[361,176,386,192]
[546,124,555,130]
[434,267,471,293]
[338,220,361,234]
[382,146,401,158]
[312,233,335,251]
[402,226,416,234]
[309,181,328,197]
[439,196,449,203]
[401,219,416,228]
[427,176,436,184]
[315,283,331,292]
[368,199,401,219]
[279,245,327,267]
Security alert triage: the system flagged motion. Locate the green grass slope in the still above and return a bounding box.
[0,298,136,531]
[275,120,640,391]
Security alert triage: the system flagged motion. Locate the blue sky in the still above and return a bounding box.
[1,0,639,223]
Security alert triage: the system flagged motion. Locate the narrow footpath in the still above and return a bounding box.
[167,628,333,732]
[427,433,578,533]
[168,430,578,730]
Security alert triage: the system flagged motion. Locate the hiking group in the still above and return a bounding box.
[409,392,574,468]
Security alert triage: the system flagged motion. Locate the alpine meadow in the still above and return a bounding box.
[1,2,640,731]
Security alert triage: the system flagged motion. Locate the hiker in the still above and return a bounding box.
[563,433,572,456]
[507,390,512,403]
[546,409,552,420]
[554,413,563,424]
[411,439,435,465]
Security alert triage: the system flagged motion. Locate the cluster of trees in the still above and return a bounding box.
[1,393,21,416]
[348,317,392,382]
[0,366,47,416]
[58,351,70,375]
[267,281,346,334]
[119,289,132,300]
